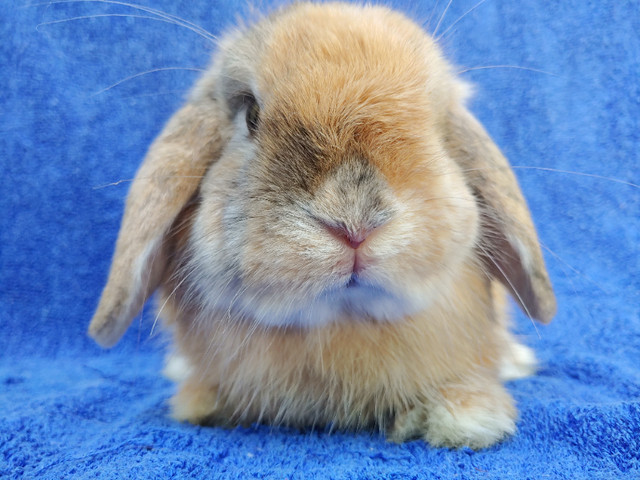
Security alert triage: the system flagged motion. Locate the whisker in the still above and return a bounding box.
[93,67,205,96]
[426,0,443,31]
[457,65,560,77]
[110,89,187,100]
[432,164,639,191]
[476,242,541,339]
[511,166,640,190]
[435,0,488,41]
[92,175,205,190]
[32,0,218,43]
[92,178,135,189]
[432,0,454,37]
[37,13,169,29]
[151,275,190,337]
[538,241,611,296]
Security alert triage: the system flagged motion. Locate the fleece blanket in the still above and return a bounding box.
[1,0,639,478]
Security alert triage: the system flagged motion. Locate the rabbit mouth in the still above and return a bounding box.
[296,273,408,323]
[345,273,359,288]
[230,275,409,329]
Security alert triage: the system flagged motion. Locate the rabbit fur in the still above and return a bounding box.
[89,2,555,449]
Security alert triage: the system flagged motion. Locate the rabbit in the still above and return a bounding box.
[88,1,556,449]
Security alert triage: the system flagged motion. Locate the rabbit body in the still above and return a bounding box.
[162,264,522,449]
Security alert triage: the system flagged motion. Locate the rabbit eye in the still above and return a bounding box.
[245,96,260,135]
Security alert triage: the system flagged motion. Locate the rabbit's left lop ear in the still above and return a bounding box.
[89,101,229,347]
[445,102,557,324]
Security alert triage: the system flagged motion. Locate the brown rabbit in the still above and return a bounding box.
[88,2,555,449]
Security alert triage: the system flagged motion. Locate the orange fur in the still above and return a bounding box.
[89,2,555,449]
[162,262,507,434]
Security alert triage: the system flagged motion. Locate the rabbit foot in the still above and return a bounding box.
[170,380,221,425]
[389,381,517,449]
[499,340,538,381]
[162,352,193,383]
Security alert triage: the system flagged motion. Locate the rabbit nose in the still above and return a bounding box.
[324,222,372,249]
[344,230,367,249]
[347,234,365,249]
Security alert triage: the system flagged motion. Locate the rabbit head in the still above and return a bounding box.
[89,2,555,351]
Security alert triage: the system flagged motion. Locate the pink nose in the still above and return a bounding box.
[325,223,370,249]
[346,232,366,249]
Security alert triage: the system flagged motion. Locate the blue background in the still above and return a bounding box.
[1,1,638,478]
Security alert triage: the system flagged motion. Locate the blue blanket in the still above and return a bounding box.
[2,1,638,478]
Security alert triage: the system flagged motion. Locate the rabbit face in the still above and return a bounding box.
[186,25,479,328]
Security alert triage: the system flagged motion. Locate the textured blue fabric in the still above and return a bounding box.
[1,1,639,478]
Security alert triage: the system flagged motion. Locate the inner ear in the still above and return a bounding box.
[474,197,542,320]
[162,194,202,299]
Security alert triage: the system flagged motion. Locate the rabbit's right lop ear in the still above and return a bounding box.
[89,102,229,348]
[445,103,557,324]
